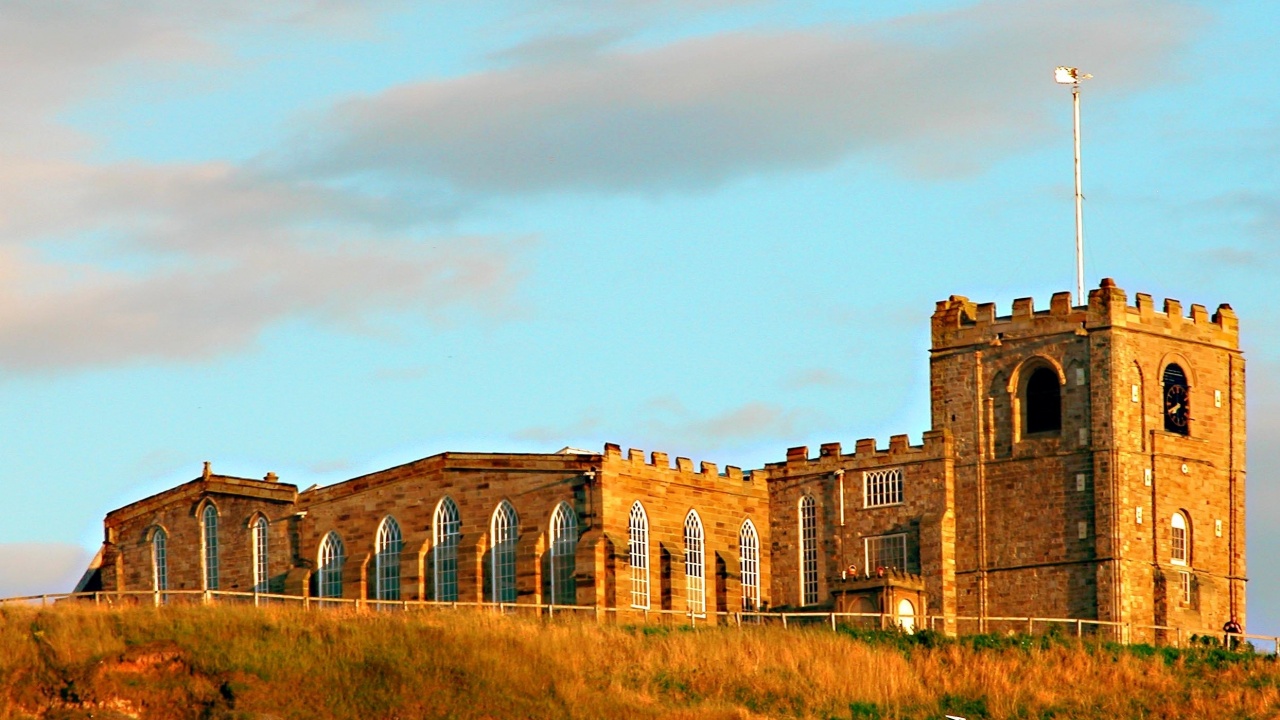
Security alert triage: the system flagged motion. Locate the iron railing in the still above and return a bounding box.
[0,589,1270,652]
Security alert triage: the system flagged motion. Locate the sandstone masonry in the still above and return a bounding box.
[79,280,1246,637]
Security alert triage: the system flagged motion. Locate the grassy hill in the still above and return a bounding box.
[0,603,1277,719]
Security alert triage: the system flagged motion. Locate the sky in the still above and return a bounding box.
[1,0,1278,631]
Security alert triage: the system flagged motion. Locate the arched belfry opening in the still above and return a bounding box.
[1163,364,1190,435]
[1025,366,1062,434]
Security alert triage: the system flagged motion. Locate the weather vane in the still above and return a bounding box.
[1055,66,1092,306]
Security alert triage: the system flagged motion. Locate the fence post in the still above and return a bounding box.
[830,613,837,632]
[1076,619,1082,638]
[1027,617,1033,635]
[782,614,788,629]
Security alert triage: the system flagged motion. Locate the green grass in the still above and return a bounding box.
[0,603,1277,719]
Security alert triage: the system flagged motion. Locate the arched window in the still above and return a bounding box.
[1171,512,1189,565]
[684,510,706,616]
[549,502,578,606]
[317,531,345,599]
[629,501,650,609]
[490,501,518,603]
[739,519,760,611]
[151,528,168,593]
[251,517,269,593]
[1163,364,1190,435]
[375,516,403,601]
[799,495,818,606]
[897,597,916,634]
[201,504,219,591]
[433,497,461,601]
[1025,366,1062,434]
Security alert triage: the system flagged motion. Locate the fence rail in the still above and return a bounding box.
[1,590,1270,653]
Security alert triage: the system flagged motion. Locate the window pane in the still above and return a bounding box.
[375,517,403,601]
[152,529,168,593]
[684,511,705,616]
[490,501,518,603]
[252,518,269,593]
[863,468,904,508]
[865,534,908,573]
[318,532,344,599]
[549,502,578,605]
[434,498,461,601]
[629,502,650,609]
[800,496,818,606]
[739,520,760,611]
[202,505,219,591]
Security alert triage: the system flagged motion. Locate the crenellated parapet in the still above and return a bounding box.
[601,442,763,490]
[758,429,953,481]
[931,278,1238,351]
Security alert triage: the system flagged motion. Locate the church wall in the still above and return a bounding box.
[598,444,770,618]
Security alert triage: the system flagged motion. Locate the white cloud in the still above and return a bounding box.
[295,0,1201,195]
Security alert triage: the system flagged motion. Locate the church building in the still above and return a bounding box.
[77,279,1247,638]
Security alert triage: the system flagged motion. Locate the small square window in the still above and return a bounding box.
[1076,473,1086,492]
[1075,368,1085,386]
[1136,507,1143,524]
[1180,572,1192,605]
[1078,428,1089,445]
[1214,390,1222,408]
[1078,521,1088,539]
[1131,384,1140,403]
[1215,519,1223,538]
[1144,468,1152,486]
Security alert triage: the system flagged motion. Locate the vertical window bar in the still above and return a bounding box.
[490,501,518,603]
[252,518,269,593]
[375,517,403,601]
[318,532,344,599]
[799,496,818,606]
[549,502,578,605]
[739,519,760,611]
[202,505,219,591]
[152,528,168,593]
[433,497,461,601]
[864,533,908,573]
[863,468,904,508]
[629,502,650,609]
[684,511,705,616]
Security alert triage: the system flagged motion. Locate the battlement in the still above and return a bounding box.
[760,429,952,477]
[601,442,761,487]
[931,278,1238,351]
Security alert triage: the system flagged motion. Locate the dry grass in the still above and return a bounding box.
[0,603,1278,719]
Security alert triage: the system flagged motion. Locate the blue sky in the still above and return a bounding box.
[3,0,1279,631]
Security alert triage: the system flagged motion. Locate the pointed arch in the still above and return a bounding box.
[489,500,519,603]
[548,502,578,605]
[432,496,461,601]
[684,510,706,616]
[149,525,169,593]
[250,515,269,593]
[738,518,760,611]
[200,503,220,590]
[317,531,345,599]
[799,494,818,606]
[628,501,650,609]
[375,516,403,601]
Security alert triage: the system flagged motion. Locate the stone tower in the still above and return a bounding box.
[930,279,1244,636]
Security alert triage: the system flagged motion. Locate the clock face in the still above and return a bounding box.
[1165,384,1189,429]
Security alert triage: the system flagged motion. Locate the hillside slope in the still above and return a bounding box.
[0,604,1277,719]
